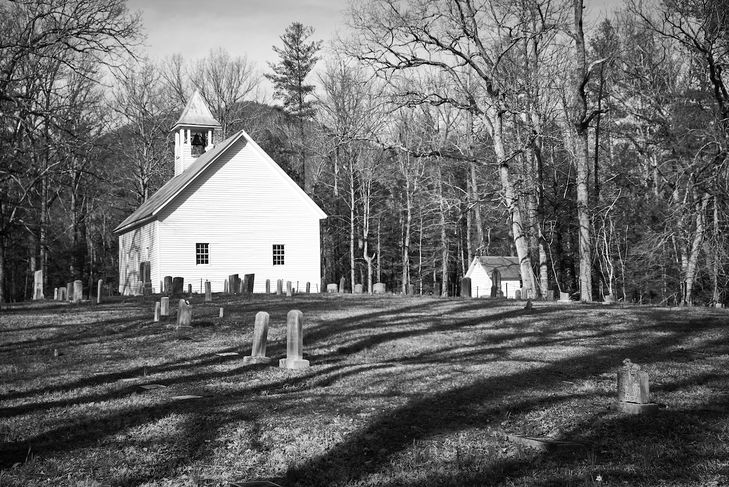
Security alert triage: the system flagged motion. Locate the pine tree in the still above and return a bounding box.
[266,22,322,188]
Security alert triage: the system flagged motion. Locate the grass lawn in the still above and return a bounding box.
[1,294,728,486]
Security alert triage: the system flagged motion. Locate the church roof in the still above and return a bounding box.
[172,90,220,129]
[474,256,521,280]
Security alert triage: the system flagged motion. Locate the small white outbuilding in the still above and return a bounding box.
[114,91,327,294]
[465,256,522,298]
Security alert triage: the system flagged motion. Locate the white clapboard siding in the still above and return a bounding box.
[465,260,520,298]
[156,137,322,293]
[118,220,157,295]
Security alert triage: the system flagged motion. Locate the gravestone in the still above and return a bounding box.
[545,289,556,301]
[460,277,471,298]
[265,279,271,294]
[354,284,363,294]
[154,302,161,322]
[617,359,658,414]
[244,274,255,293]
[241,275,250,294]
[224,279,229,293]
[490,268,501,298]
[407,284,415,296]
[53,288,59,301]
[160,297,170,317]
[286,281,293,297]
[66,282,73,302]
[433,282,442,296]
[205,281,212,302]
[604,294,615,304]
[33,270,44,300]
[515,289,522,300]
[73,280,83,303]
[276,279,283,295]
[177,299,192,329]
[306,282,311,293]
[97,279,103,304]
[59,287,67,301]
[228,274,239,295]
[339,277,346,294]
[327,283,338,293]
[244,311,272,364]
[279,310,310,369]
[219,307,224,318]
[187,284,192,297]
[163,276,173,295]
[559,291,570,302]
[172,277,184,296]
[373,282,386,294]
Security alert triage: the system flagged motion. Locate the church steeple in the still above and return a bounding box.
[172,90,221,176]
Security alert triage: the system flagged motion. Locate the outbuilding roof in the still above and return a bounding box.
[474,256,522,280]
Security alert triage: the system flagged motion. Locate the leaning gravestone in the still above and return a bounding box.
[160,297,170,317]
[339,277,346,294]
[279,310,310,369]
[617,359,658,414]
[176,299,192,329]
[172,277,184,296]
[73,280,83,303]
[243,311,272,364]
[327,283,338,293]
[373,282,386,294]
[205,281,212,302]
[460,277,471,298]
[354,284,363,294]
[33,270,44,300]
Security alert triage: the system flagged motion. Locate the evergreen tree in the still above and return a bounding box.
[266,22,322,188]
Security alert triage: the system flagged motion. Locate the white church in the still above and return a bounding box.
[114,91,327,294]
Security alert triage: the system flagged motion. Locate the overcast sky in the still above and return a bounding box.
[126,0,625,99]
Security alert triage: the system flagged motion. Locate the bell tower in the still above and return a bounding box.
[172,90,221,176]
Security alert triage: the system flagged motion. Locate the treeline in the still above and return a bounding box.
[1,0,728,306]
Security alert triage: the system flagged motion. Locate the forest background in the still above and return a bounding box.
[1,0,727,306]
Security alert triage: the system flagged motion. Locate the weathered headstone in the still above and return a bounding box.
[559,291,570,302]
[460,277,471,298]
[490,268,501,298]
[373,282,386,294]
[163,276,173,295]
[276,279,283,295]
[327,283,338,293]
[265,279,271,294]
[339,277,346,294]
[354,284,363,294]
[241,275,249,294]
[244,273,255,293]
[524,299,533,311]
[515,289,522,300]
[177,299,192,328]
[160,296,170,317]
[224,279,229,293]
[617,359,658,414]
[33,270,44,300]
[244,311,272,364]
[53,287,59,301]
[59,287,66,301]
[204,281,212,302]
[228,274,239,295]
[172,277,184,296]
[604,294,614,304]
[97,279,103,304]
[66,282,73,302]
[286,281,293,297]
[305,282,311,293]
[219,307,224,318]
[407,284,415,296]
[187,284,192,296]
[545,289,556,301]
[154,302,161,322]
[73,280,83,303]
[433,282,442,297]
[279,310,310,369]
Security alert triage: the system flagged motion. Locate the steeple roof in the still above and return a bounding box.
[172,90,220,130]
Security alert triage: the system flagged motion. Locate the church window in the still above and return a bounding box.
[273,244,285,266]
[196,243,209,265]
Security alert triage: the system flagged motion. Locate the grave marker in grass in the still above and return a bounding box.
[286,281,293,297]
[276,279,283,295]
[327,283,338,293]
[265,279,271,294]
[73,280,83,303]
[205,281,212,302]
[617,359,659,414]
[373,282,386,294]
[160,297,170,317]
[279,310,309,369]
[244,311,271,364]
[177,299,192,329]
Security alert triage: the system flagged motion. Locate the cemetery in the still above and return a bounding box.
[1,292,728,486]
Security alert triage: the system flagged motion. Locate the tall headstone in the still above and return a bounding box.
[373,283,386,294]
[276,279,283,295]
[407,284,415,296]
[204,281,212,302]
[187,284,193,297]
[154,302,161,322]
[514,289,522,300]
[244,311,272,364]
[73,280,83,303]
[59,287,66,301]
[339,277,346,294]
[97,279,103,304]
[617,359,658,414]
[53,288,59,301]
[172,277,184,296]
[224,279,229,293]
[66,282,73,302]
[242,275,250,294]
[265,279,271,294]
[286,281,293,297]
[33,270,44,300]
[244,274,255,293]
[279,310,310,369]
[354,284,363,294]
[327,283,338,293]
[305,282,311,293]
[433,282,442,297]
[460,277,471,298]
[163,276,173,295]
[160,297,170,317]
[490,268,501,298]
[228,274,239,295]
[219,307,224,318]
[177,299,192,329]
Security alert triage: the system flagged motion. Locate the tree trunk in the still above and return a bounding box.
[683,193,710,305]
[349,158,356,293]
[402,176,412,294]
[439,162,449,297]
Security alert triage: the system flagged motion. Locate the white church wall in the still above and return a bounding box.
[118,221,157,295]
